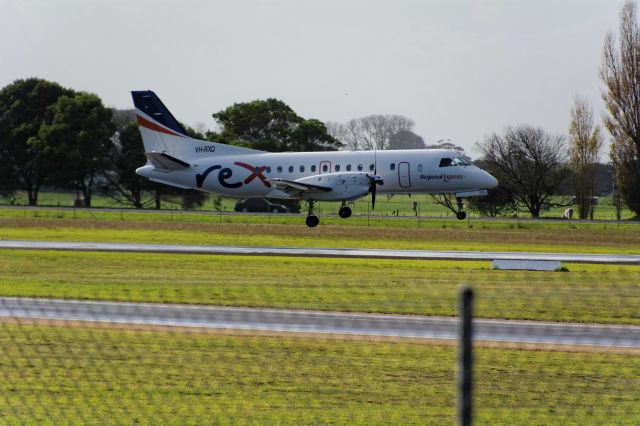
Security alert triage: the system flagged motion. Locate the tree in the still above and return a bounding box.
[0,78,73,204]
[31,93,115,207]
[466,186,515,217]
[568,96,603,219]
[425,140,467,155]
[288,118,339,151]
[429,194,459,215]
[387,130,426,150]
[601,0,640,217]
[213,98,341,152]
[102,120,154,208]
[328,115,415,150]
[475,125,569,218]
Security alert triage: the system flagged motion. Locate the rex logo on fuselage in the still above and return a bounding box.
[196,162,271,189]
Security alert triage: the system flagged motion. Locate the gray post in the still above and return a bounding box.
[458,287,473,426]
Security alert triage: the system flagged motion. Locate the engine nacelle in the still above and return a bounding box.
[297,172,371,201]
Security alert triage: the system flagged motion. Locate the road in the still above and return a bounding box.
[1,298,638,348]
[1,240,639,264]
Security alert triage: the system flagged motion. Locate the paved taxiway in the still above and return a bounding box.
[1,240,639,264]
[1,298,638,348]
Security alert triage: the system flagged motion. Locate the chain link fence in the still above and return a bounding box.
[1,242,639,424]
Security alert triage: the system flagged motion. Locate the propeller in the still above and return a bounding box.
[368,147,383,209]
[368,175,384,209]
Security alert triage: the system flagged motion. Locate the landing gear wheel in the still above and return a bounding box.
[306,215,320,227]
[455,197,466,220]
[338,206,352,219]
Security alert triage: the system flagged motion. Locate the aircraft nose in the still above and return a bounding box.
[483,171,498,189]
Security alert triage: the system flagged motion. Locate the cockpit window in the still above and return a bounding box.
[452,157,471,166]
[439,157,471,167]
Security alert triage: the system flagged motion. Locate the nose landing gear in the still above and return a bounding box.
[456,197,467,220]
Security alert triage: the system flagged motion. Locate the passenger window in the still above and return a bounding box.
[311,165,316,172]
[439,158,452,167]
[417,164,423,172]
[288,166,294,173]
[322,164,328,172]
[300,165,305,173]
[346,164,352,171]
[357,164,363,171]
[266,166,272,173]
[369,164,374,171]
[335,164,340,172]
[390,163,396,171]
[277,166,283,173]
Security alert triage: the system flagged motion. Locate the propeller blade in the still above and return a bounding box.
[367,174,383,210]
[371,183,376,210]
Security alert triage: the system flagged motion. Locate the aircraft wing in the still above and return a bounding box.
[267,178,332,197]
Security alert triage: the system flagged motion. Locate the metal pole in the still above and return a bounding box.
[458,287,473,426]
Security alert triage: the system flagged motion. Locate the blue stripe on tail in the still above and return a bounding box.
[131,90,188,136]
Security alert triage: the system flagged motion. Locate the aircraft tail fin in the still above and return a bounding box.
[130,90,262,159]
[132,90,190,140]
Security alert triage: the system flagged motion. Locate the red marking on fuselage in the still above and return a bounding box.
[136,115,185,138]
[234,162,271,187]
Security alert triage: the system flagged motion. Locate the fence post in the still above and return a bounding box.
[458,286,473,426]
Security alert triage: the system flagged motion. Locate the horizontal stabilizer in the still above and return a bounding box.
[146,152,190,170]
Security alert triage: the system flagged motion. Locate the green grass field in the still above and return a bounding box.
[1,250,638,324]
[0,323,637,425]
[2,210,640,254]
[1,206,639,423]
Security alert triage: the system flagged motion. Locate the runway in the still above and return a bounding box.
[2,240,640,264]
[1,297,638,348]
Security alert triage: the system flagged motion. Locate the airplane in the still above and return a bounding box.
[131,90,498,227]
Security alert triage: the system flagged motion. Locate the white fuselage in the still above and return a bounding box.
[137,148,497,201]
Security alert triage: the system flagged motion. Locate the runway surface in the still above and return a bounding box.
[2,240,640,264]
[1,298,638,348]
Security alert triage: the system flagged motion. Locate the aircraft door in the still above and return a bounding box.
[319,161,331,174]
[398,162,411,188]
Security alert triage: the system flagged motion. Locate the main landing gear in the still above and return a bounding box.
[339,202,352,219]
[306,200,320,227]
[306,201,353,227]
[456,197,467,220]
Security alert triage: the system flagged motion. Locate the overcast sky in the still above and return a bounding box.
[1,0,625,156]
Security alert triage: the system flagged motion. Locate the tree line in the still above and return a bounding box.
[471,0,640,219]
[326,1,640,220]
[0,79,341,208]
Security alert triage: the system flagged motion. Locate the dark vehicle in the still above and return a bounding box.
[234,198,289,213]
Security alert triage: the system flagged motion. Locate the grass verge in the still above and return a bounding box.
[2,213,640,254]
[0,323,638,424]
[1,250,638,324]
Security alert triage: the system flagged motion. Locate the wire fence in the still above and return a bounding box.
[1,190,637,221]
[0,252,639,424]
